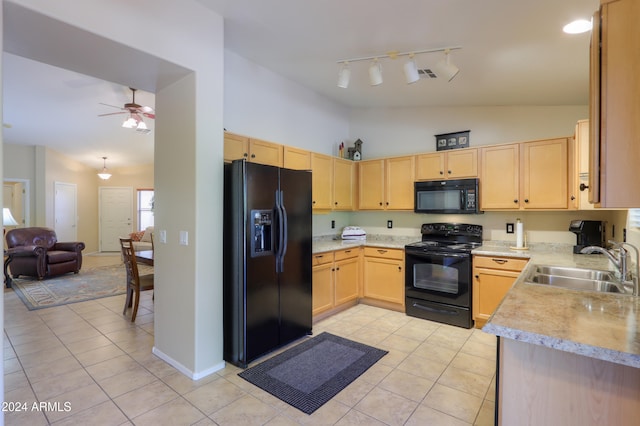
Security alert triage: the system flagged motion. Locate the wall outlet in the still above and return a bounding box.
[387,220,393,229]
[331,220,335,229]
[506,223,515,234]
[179,230,188,246]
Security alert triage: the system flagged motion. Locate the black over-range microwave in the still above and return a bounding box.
[414,178,481,214]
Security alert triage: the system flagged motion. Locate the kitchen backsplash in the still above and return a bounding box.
[314,210,628,245]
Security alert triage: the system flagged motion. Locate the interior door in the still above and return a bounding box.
[99,187,133,252]
[54,182,77,241]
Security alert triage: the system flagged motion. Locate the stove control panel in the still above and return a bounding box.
[420,223,483,237]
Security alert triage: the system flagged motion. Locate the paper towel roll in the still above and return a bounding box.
[516,221,524,248]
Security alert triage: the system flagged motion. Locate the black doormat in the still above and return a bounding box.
[238,332,387,414]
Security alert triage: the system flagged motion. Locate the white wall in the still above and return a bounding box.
[224,51,350,154]
[348,105,588,159]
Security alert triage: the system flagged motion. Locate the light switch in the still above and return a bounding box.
[159,230,167,244]
[179,230,188,246]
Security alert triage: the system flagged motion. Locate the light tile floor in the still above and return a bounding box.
[4,254,496,425]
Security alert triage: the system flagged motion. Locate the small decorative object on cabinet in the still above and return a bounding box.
[435,130,470,151]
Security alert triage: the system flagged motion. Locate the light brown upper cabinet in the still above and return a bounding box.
[589,0,640,208]
[416,148,478,181]
[283,146,311,170]
[333,158,355,210]
[358,156,415,210]
[311,153,333,211]
[574,119,593,210]
[480,138,569,210]
[224,132,284,167]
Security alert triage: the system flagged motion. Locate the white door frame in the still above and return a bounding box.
[3,178,30,227]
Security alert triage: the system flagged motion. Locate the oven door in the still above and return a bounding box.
[405,250,471,307]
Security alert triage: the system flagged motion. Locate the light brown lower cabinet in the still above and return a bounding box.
[312,248,360,318]
[472,255,528,328]
[362,247,404,310]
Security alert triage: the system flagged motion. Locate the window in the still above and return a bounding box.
[137,189,154,231]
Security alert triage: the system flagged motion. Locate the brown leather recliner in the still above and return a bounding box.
[5,227,85,280]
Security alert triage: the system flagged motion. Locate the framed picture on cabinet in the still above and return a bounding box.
[435,130,470,151]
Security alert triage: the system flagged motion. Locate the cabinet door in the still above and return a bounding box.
[385,156,415,210]
[447,148,478,178]
[311,153,333,210]
[480,144,520,209]
[224,132,249,162]
[363,257,404,304]
[333,158,355,210]
[335,257,359,306]
[358,159,385,210]
[415,153,445,180]
[283,146,311,170]
[591,0,640,207]
[312,262,334,316]
[473,268,521,328]
[521,138,568,209]
[248,138,284,167]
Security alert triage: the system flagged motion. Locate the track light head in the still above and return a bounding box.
[369,59,383,86]
[337,62,350,88]
[435,49,459,82]
[404,55,420,84]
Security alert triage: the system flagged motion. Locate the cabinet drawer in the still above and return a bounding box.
[473,255,528,272]
[334,248,359,261]
[313,252,334,266]
[364,247,403,260]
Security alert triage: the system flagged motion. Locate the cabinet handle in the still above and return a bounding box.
[344,250,351,253]
[385,202,389,206]
[570,195,576,200]
[439,171,444,175]
[513,199,518,203]
[312,200,316,205]
[524,199,529,203]
[379,202,383,206]
[475,275,480,279]
[315,255,323,259]
[251,153,256,158]
[377,249,388,254]
[243,153,248,158]
[580,183,589,191]
[331,268,335,271]
[448,170,452,174]
[492,259,508,264]
[334,202,338,205]
[398,266,402,271]
[336,267,340,271]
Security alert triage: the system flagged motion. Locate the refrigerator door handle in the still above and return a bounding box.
[280,190,288,272]
[274,190,285,273]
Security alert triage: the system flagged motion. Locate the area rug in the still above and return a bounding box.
[11,264,153,310]
[238,332,387,414]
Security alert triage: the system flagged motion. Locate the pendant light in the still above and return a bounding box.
[404,54,420,84]
[97,157,112,180]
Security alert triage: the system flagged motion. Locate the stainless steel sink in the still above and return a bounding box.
[525,265,628,294]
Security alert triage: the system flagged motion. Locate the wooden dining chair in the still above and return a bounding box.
[119,238,154,322]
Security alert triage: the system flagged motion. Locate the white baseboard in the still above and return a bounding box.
[152,346,226,380]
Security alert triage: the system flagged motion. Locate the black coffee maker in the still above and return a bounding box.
[569,220,604,254]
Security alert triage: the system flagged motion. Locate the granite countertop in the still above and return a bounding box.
[312,235,417,254]
[478,243,640,368]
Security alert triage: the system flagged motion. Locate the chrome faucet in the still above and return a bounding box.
[580,241,639,296]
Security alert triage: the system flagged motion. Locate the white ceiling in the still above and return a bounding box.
[2,0,598,171]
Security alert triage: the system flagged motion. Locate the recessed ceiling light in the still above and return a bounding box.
[563,19,592,34]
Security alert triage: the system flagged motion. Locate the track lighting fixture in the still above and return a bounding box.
[434,49,459,82]
[337,62,350,88]
[368,59,383,86]
[97,157,112,180]
[404,54,420,84]
[336,46,461,87]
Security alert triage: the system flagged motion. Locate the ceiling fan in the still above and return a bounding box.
[98,88,154,133]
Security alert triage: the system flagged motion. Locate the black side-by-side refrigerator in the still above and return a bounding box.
[223,160,312,368]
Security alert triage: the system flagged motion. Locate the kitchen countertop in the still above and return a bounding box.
[476,242,640,368]
[312,235,417,254]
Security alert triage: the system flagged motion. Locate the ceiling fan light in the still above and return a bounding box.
[369,60,383,86]
[404,57,420,84]
[136,120,148,130]
[337,62,350,88]
[434,50,459,82]
[122,117,137,128]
